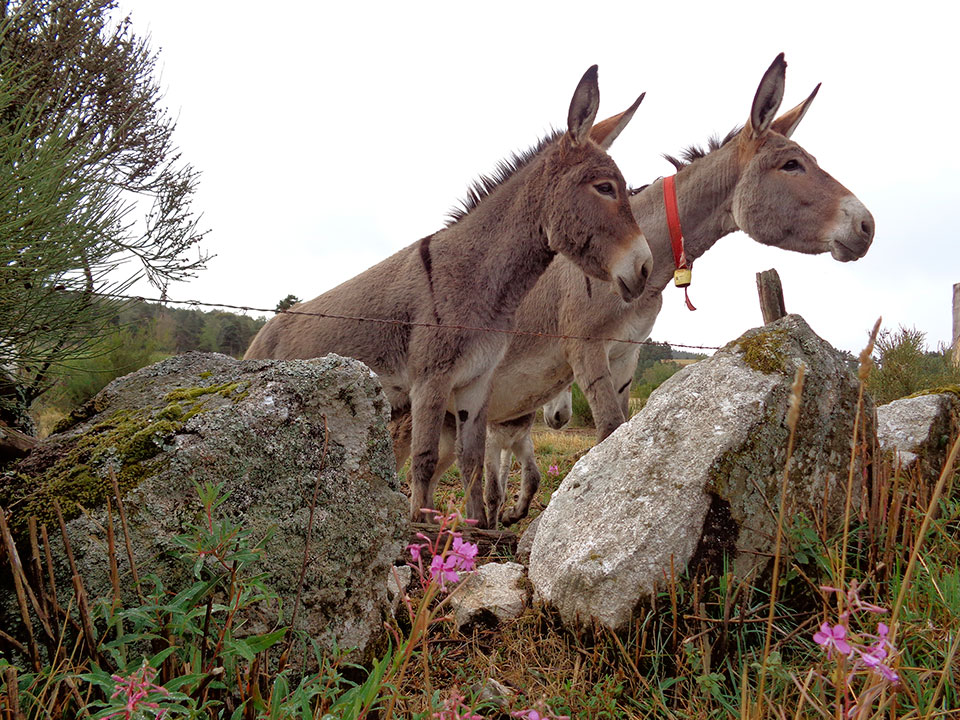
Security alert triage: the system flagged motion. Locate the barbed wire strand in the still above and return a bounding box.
[89,290,724,352]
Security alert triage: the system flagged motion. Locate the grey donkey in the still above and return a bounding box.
[395,53,876,525]
[244,66,653,528]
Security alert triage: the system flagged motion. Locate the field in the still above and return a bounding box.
[3,341,959,719]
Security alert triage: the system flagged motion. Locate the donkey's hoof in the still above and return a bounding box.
[499,509,526,526]
[472,514,492,530]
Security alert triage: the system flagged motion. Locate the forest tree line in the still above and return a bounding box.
[32,299,266,429]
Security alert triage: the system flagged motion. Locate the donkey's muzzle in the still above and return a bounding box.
[614,251,652,302]
[829,195,875,262]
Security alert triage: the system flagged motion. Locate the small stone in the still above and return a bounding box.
[469,677,514,709]
[453,561,529,629]
[387,565,412,616]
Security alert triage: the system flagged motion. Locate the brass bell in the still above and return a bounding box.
[674,268,692,288]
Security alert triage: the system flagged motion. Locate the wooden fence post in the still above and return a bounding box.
[756,268,786,324]
[953,283,960,367]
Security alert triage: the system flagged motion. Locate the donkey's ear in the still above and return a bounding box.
[744,53,786,139]
[567,65,601,145]
[590,92,645,149]
[770,83,820,138]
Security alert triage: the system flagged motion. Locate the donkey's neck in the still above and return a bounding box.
[441,160,557,323]
[632,142,741,295]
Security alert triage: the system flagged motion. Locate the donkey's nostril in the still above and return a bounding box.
[860,219,874,239]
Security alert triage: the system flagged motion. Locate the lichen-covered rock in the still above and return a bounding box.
[515,513,541,566]
[876,393,959,476]
[529,315,873,632]
[3,352,407,662]
[452,562,529,629]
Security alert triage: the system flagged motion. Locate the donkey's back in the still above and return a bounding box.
[244,241,427,398]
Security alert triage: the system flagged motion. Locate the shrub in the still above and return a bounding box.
[631,360,682,405]
[866,326,960,404]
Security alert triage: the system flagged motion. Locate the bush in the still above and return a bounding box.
[866,326,960,404]
[31,324,159,434]
[631,360,682,405]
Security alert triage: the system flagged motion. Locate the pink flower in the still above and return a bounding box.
[104,661,169,719]
[821,581,887,614]
[430,553,462,590]
[547,464,560,477]
[813,621,853,658]
[434,687,483,719]
[451,536,479,571]
[857,622,899,683]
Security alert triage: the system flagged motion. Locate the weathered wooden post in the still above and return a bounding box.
[756,268,787,324]
[952,283,960,367]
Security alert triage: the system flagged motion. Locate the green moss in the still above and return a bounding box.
[905,385,960,400]
[5,378,253,536]
[736,329,788,374]
[156,402,184,421]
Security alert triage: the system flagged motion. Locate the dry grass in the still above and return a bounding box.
[5,372,960,719]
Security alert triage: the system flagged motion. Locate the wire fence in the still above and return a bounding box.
[92,290,724,353]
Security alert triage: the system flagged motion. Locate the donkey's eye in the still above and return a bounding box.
[594,182,616,197]
[781,159,804,173]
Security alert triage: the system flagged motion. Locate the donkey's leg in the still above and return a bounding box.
[481,420,520,526]
[571,344,625,441]
[501,414,540,525]
[610,346,641,422]
[482,430,507,525]
[423,413,458,518]
[452,378,495,528]
[388,411,412,471]
[408,379,454,523]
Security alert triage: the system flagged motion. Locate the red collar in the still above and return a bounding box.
[662,174,696,311]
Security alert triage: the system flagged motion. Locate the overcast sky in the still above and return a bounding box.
[118,1,959,356]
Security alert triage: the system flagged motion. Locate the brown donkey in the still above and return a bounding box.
[244,66,653,528]
[397,53,876,525]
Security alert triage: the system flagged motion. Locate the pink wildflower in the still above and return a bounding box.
[105,661,168,719]
[430,553,462,590]
[857,622,899,683]
[548,464,560,477]
[434,686,483,720]
[813,621,853,658]
[821,581,887,614]
[451,536,479,571]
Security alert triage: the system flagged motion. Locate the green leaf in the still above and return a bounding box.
[244,628,288,655]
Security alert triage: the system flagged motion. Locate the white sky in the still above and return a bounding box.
[118,0,960,356]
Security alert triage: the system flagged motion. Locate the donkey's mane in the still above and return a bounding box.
[662,126,741,171]
[445,128,564,226]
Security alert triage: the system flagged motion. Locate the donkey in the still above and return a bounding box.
[395,53,876,525]
[244,66,653,528]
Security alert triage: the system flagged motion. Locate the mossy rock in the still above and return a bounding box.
[734,328,789,374]
[2,351,407,666]
[2,358,253,536]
